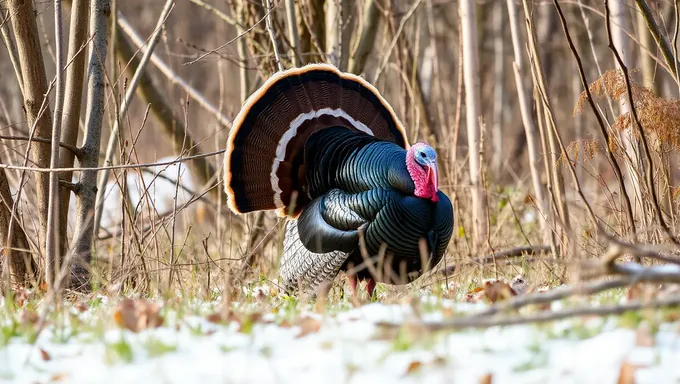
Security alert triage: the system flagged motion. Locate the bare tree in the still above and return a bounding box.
[460,0,488,250]
[71,0,111,289]
[0,156,36,287]
[348,0,380,74]
[506,0,551,245]
[58,0,89,258]
[610,0,643,219]
[93,0,175,236]
[6,0,54,256]
[325,0,353,71]
[491,2,505,176]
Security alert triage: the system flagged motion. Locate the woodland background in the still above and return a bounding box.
[1,0,679,297]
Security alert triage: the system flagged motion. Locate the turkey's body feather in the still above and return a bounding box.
[223,63,454,295]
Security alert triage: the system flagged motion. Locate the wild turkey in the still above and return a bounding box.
[223,63,454,297]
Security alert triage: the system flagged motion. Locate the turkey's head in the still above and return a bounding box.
[406,143,439,202]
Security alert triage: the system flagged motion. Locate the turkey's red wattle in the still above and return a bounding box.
[406,150,439,202]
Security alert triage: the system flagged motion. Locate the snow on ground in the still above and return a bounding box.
[1,292,679,384]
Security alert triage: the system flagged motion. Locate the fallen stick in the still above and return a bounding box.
[438,245,553,276]
[377,294,680,331]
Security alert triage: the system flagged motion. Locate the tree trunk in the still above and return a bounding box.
[6,0,54,257]
[611,0,643,220]
[71,0,110,290]
[0,158,37,287]
[460,0,488,250]
[325,0,353,71]
[506,0,551,245]
[58,0,89,259]
[491,2,505,177]
[348,0,380,74]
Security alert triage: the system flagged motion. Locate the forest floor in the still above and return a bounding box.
[1,278,679,384]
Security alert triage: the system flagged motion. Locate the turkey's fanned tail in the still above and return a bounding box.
[223,63,410,218]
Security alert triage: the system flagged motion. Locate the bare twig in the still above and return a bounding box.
[263,0,283,71]
[553,0,636,238]
[117,15,232,128]
[93,0,175,236]
[284,0,300,67]
[439,245,553,276]
[634,0,680,84]
[0,10,24,96]
[378,294,680,331]
[0,149,224,174]
[605,1,678,245]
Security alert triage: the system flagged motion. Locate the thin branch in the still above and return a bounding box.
[378,294,680,331]
[0,10,24,96]
[605,0,679,244]
[284,0,299,67]
[553,0,636,238]
[93,0,175,237]
[0,149,224,174]
[634,0,680,84]
[0,135,81,156]
[45,0,66,288]
[439,245,553,276]
[263,0,283,71]
[117,14,232,128]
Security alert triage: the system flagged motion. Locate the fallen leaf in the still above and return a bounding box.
[74,301,89,313]
[296,316,321,338]
[13,286,28,307]
[113,298,164,333]
[626,284,643,301]
[206,312,225,324]
[479,373,493,384]
[617,361,636,384]
[50,372,68,382]
[483,280,517,303]
[635,324,655,347]
[404,360,422,375]
[19,309,39,326]
[39,348,51,361]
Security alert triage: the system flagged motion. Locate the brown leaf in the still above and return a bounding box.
[635,324,655,347]
[404,360,422,375]
[479,373,493,384]
[19,309,39,326]
[483,280,517,303]
[206,312,225,324]
[296,316,322,338]
[50,372,68,382]
[74,301,89,313]
[113,298,164,333]
[617,361,637,384]
[13,286,28,307]
[39,348,51,361]
[626,284,643,301]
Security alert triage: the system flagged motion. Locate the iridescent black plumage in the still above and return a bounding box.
[223,63,454,294]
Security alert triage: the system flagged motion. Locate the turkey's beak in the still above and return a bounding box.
[427,163,439,192]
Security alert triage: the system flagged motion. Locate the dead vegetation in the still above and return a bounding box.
[1,1,680,355]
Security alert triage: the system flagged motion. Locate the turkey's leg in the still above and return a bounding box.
[347,274,358,297]
[365,279,376,300]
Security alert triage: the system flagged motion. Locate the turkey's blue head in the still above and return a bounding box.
[406,143,439,202]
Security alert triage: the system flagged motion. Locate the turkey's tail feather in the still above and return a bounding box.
[224,63,409,217]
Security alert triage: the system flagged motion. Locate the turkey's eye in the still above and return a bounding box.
[419,152,427,159]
